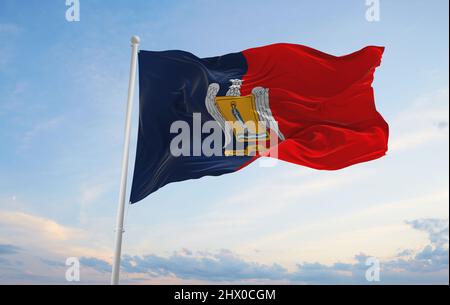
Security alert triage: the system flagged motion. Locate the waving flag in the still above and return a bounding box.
[130,43,389,204]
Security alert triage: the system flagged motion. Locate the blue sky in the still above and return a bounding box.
[0,0,448,284]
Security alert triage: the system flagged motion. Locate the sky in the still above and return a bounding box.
[0,0,448,284]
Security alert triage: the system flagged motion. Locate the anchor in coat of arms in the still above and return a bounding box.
[205,79,285,156]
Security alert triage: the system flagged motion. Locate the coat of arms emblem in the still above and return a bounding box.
[205,79,285,156]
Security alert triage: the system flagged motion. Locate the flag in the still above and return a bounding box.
[130,43,389,204]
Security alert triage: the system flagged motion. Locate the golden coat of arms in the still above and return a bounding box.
[205,79,285,156]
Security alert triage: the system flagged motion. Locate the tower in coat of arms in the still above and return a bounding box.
[205,79,285,156]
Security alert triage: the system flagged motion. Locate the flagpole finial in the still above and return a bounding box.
[131,35,140,45]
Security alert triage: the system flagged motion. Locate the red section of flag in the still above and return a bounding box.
[241,43,389,170]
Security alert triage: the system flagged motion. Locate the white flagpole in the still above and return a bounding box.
[111,35,140,285]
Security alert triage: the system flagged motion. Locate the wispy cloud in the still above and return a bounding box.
[193,169,369,230]
[20,116,64,149]
[0,23,21,34]
[390,87,449,152]
[0,23,21,69]
[0,244,22,255]
[0,210,83,242]
[0,203,117,266]
[80,184,107,206]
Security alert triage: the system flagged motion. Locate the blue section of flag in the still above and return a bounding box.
[129,50,252,203]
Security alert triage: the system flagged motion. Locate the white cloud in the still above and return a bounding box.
[389,87,449,153]
[20,116,64,149]
[0,208,111,261]
[0,210,82,242]
[81,186,105,205]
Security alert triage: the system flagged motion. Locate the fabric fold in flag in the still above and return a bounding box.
[130,43,389,204]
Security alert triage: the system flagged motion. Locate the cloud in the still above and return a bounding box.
[0,47,12,69]
[83,249,289,282]
[40,258,66,268]
[290,254,369,284]
[389,129,447,153]
[0,23,21,34]
[0,244,22,255]
[0,24,21,69]
[291,219,449,283]
[0,210,83,242]
[78,181,110,222]
[199,169,369,228]
[20,116,64,149]
[80,257,112,273]
[0,208,113,265]
[0,205,114,270]
[390,87,449,153]
[407,218,448,247]
[80,184,106,205]
[80,218,448,284]
[384,219,449,273]
[437,121,449,130]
